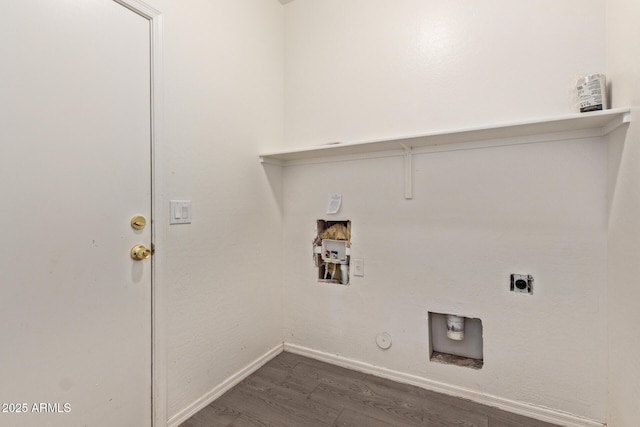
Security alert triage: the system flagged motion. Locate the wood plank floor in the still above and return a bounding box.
[180,352,559,427]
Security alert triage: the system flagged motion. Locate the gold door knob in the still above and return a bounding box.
[131,245,152,261]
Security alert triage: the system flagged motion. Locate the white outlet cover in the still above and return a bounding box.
[353,258,364,277]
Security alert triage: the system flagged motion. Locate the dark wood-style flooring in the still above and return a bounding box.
[180,351,559,427]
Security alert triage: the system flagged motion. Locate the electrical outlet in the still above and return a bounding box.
[510,274,533,294]
[353,259,364,277]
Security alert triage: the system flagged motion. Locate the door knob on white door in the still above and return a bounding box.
[130,245,151,261]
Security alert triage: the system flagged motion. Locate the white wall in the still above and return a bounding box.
[606,0,640,425]
[149,0,639,424]
[282,0,608,422]
[151,0,285,421]
[284,0,606,147]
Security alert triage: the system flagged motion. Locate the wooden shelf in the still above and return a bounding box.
[260,108,631,165]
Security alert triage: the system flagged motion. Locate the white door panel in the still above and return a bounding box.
[0,1,152,426]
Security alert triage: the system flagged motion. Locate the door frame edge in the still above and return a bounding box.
[113,1,166,426]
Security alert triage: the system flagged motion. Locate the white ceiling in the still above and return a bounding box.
[279,0,296,4]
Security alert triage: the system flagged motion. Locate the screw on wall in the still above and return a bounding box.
[511,274,534,294]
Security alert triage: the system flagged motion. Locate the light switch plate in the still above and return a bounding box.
[170,200,192,224]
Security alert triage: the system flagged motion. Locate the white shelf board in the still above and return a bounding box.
[260,108,631,164]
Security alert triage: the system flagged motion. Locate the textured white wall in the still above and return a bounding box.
[282,0,608,422]
[606,0,640,425]
[283,140,608,421]
[151,0,285,420]
[284,0,606,146]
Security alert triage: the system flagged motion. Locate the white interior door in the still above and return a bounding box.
[0,1,153,426]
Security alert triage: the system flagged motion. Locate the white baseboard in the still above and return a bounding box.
[284,343,604,427]
[167,343,284,427]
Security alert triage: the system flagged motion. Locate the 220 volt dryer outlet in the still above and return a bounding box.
[511,274,533,294]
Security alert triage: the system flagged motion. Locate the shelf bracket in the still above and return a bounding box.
[400,143,413,200]
[602,110,633,136]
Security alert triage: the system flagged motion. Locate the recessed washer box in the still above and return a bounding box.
[321,239,347,262]
[314,220,351,285]
[429,312,483,369]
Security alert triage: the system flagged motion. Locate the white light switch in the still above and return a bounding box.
[170,200,191,224]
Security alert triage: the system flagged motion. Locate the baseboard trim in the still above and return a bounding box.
[167,343,284,427]
[284,343,604,427]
